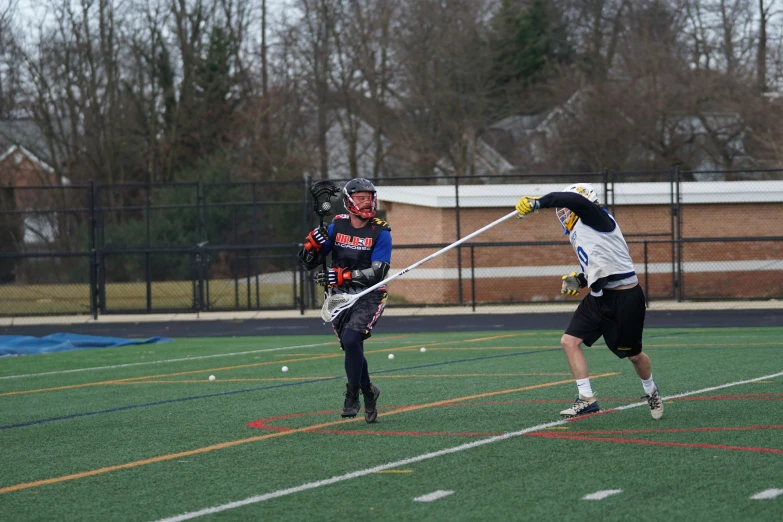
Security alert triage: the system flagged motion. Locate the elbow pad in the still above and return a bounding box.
[298,247,324,271]
[349,261,390,288]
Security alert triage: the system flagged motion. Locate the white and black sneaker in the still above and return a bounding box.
[560,394,600,419]
[643,386,664,420]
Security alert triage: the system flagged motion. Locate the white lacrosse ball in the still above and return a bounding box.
[282,366,289,372]
[388,354,395,360]
[420,347,427,353]
[208,375,216,381]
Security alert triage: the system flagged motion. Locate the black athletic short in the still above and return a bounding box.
[565,284,646,359]
[332,290,388,345]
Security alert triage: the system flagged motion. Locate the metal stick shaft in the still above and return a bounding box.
[347,210,520,301]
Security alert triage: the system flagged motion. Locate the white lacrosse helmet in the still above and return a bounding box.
[556,183,599,234]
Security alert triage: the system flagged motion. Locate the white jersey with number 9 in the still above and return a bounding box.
[569,213,636,291]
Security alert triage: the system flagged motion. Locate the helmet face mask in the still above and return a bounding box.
[343,178,377,219]
[556,183,599,234]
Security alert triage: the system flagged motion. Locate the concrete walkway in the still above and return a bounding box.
[2,299,782,326]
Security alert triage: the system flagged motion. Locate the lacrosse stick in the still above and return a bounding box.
[321,210,521,322]
[309,180,341,298]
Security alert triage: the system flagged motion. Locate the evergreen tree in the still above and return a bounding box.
[489,0,572,102]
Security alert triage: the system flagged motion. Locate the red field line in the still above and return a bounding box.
[563,425,783,435]
[247,413,504,438]
[527,432,783,454]
[676,394,783,401]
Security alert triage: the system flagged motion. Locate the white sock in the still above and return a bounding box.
[576,378,594,398]
[642,374,656,395]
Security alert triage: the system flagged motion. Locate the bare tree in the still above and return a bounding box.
[557,0,629,82]
[0,0,20,118]
[345,0,398,178]
[287,0,337,180]
[391,0,496,177]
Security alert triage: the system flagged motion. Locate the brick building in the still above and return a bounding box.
[0,144,68,246]
[377,182,783,303]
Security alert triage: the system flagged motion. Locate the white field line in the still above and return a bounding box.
[583,489,623,500]
[413,490,455,502]
[153,370,783,522]
[751,489,783,500]
[0,342,335,380]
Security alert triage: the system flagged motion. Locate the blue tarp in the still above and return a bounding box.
[0,333,172,356]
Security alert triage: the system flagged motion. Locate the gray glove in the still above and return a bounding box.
[561,272,587,296]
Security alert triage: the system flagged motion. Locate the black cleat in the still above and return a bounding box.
[341,383,360,418]
[362,384,381,423]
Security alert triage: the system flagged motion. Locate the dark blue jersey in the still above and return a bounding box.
[321,215,392,271]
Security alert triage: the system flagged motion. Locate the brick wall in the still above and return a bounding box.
[382,201,783,303]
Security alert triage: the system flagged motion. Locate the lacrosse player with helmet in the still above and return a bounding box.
[297,178,392,423]
[515,183,663,420]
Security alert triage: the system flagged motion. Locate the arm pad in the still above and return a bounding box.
[349,261,390,288]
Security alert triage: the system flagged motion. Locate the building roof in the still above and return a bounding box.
[0,119,57,165]
[0,144,70,185]
[377,181,783,208]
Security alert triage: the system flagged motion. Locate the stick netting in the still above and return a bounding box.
[321,293,354,322]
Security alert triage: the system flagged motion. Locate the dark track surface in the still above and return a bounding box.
[2,309,782,338]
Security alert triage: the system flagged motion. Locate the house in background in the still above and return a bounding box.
[0,120,70,247]
[436,89,754,179]
[324,108,396,180]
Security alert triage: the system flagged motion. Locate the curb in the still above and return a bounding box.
[2,300,782,326]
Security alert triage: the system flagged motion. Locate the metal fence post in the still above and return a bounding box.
[644,240,649,307]
[674,165,682,301]
[145,183,152,312]
[604,168,615,214]
[455,175,463,304]
[88,180,98,319]
[96,184,106,314]
[470,245,476,312]
[297,252,305,315]
[669,168,677,300]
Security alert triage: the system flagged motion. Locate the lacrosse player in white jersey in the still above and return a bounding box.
[516,183,663,420]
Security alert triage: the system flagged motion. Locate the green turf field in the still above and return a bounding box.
[1,327,782,521]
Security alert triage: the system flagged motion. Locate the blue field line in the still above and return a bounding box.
[0,348,559,430]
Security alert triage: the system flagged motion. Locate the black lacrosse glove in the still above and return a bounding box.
[304,226,329,252]
[315,267,352,288]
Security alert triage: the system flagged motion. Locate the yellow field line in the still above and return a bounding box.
[109,373,574,385]
[0,334,535,397]
[418,346,557,351]
[462,333,534,342]
[372,373,574,378]
[0,355,337,397]
[646,342,783,348]
[0,373,618,494]
[112,378,337,384]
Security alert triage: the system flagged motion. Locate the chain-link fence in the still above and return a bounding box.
[1,170,782,317]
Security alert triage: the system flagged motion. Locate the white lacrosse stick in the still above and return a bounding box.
[320,210,521,322]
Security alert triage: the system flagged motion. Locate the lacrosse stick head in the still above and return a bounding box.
[321,293,356,322]
[310,180,340,218]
